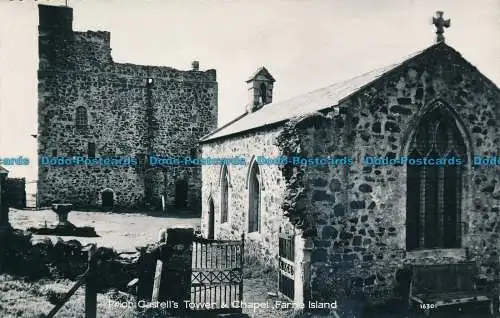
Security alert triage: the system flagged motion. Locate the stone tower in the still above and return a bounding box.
[37,4,218,212]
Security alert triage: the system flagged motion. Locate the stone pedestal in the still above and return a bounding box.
[52,203,75,228]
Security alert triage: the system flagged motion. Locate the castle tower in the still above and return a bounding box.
[36,5,217,212]
[38,5,74,71]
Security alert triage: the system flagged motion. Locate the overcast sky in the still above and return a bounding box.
[0,0,499,181]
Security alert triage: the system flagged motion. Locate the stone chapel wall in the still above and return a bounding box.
[303,45,500,304]
[201,129,291,268]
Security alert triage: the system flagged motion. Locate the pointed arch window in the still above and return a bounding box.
[75,106,88,129]
[406,104,466,250]
[248,162,261,233]
[220,165,229,223]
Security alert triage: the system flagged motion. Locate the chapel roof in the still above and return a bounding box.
[246,67,276,83]
[199,42,479,143]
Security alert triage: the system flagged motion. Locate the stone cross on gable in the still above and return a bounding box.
[433,11,451,43]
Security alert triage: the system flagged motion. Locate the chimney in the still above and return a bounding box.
[246,67,275,113]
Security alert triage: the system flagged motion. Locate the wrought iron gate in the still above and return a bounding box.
[278,233,295,300]
[190,234,244,313]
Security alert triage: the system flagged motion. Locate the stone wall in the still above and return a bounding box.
[0,231,137,291]
[6,178,26,209]
[201,129,293,268]
[300,44,500,304]
[37,5,217,211]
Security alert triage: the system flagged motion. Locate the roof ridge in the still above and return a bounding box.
[200,44,448,143]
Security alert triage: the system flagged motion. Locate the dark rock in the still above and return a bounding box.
[481,185,495,193]
[340,231,354,240]
[364,275,376,286]
[472,126,482,133]
[397,97,412,105]
[359,184,372,193]
[311,249,328,262]
[312,178,328,187]
[350,201,365,210]
[384,121,400,133]
[312,190,333,202]
[322,226,338,239]
[353,236,362,246]
[334,204,346,216]
[329,179,342,192]
[390,105,412,115]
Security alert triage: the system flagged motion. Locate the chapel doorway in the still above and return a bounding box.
[175,179,188,209]
[208,198,215,239]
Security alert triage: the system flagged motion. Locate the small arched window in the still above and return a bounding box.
[75,106,88,129]
[220,165,229,223]
[248,162,261,233]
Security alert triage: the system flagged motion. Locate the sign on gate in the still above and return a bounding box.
[279,233,295,300]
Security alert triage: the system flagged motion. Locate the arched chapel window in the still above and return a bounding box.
[406,104,466,250]
[248,162,261,233]
[221,165,229,223]
[75,106,88,129]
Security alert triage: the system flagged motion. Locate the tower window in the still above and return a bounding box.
[88,142,96,158]
[75,106,88,129]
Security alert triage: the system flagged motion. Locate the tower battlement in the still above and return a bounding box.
[38,4,73,31]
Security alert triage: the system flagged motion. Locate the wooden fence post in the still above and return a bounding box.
[85,244,97,318]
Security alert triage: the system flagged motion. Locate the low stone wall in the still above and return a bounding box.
[0,230,138,292]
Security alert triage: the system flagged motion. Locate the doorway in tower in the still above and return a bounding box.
[175,179,188,209]
[101,189,114,211]
[208,197,215,239]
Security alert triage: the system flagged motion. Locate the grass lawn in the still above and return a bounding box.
[0,274,138,318]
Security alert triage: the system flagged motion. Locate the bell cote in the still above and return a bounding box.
[246,67,275,113]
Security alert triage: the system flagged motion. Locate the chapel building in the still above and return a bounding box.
[200,13,500,305]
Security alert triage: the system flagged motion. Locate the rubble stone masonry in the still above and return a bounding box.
[201,43,500,305]
[301,44,500,303]
[37,5,217,210]
[201,129,294,268]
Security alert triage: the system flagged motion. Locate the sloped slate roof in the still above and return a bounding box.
[246,66,276,83]
[200,45,432,143]
[0,166,8,174]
